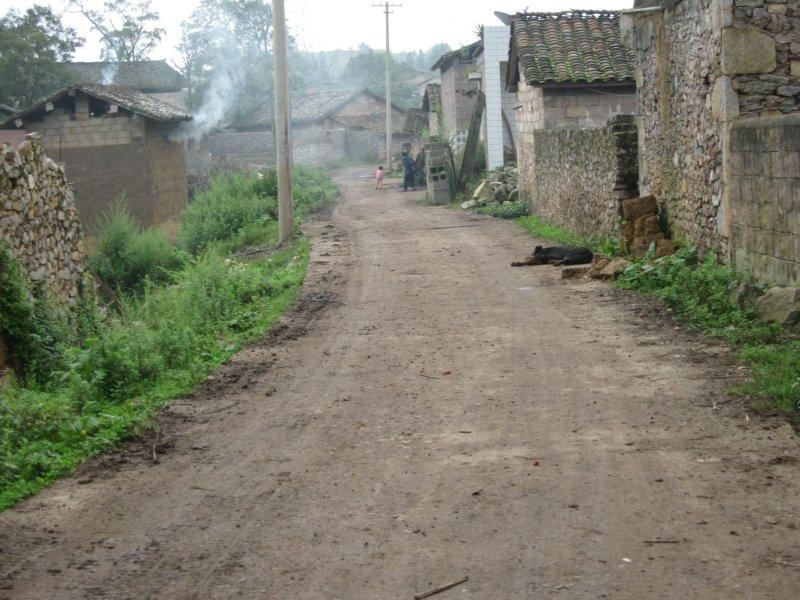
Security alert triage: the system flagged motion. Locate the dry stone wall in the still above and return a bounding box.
[625,0,725,253]
[1,134,90,303]
[521,116,639,239]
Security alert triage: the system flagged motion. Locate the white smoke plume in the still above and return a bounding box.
[101,62,119,85]
[170,44,245,143]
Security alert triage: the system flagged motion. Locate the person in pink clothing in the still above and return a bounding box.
[375,165,385,190]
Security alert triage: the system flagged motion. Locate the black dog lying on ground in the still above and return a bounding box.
[511,245,593,267]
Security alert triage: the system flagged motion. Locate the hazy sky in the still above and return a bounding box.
[11,0,633,66]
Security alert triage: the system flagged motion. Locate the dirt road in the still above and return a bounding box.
[2,169,799,599]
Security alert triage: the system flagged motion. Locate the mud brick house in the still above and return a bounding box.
[508,11,639,239]
[66,60,189,110]
[1,84,192,230]
[622,0,800,285]
[205,88,417,170]
[431,42,482,146]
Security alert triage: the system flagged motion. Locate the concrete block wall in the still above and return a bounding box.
[728,114,799,285]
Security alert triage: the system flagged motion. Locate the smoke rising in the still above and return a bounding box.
[101,62,118,85]
[170,43,245,143]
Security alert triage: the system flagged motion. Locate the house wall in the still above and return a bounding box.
[520,116,639,238]
[20,96,188,231]
[728,114,800,284]
[539,87,637,129]
[440,62,479,141]
[624,0,799,284]
[483,26,516,169]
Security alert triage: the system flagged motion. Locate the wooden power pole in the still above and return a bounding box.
[273,0,294,244]
[373,2,401,170]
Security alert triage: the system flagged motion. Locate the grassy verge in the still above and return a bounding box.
[517,214,621,257]
[514,213,798,422]
[0,167,337,510]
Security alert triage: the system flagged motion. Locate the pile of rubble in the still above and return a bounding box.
[1,134,90,304]
[621,195,677,259]
[460,166,520,210]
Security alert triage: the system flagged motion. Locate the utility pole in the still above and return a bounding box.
[373,2,401,170]
[273,0,294,243]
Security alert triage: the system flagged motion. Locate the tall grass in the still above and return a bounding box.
[0,166,338,510]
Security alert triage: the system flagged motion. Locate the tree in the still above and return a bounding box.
[180,0,298,127]
[340,48,419,107]
[0,6,83,109]
[68,0,164,62]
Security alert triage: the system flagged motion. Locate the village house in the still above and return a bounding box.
[66,60,189,110]
[622,0,800,285]
[203,88,418,171]
[1,84,192,230]
[431,41,482,146]
[507,11,639,239]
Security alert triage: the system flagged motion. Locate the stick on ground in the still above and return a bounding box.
[414,576,469,599]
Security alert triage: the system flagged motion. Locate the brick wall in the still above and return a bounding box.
[728,114,799,285]
[146,121,188,226]
[519,116,639,238]
[37,108,143,156]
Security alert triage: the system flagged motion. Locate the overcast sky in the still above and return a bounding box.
[12,0,633,66]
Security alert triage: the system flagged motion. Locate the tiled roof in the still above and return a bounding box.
[431,41,482,72]
[293,90,361,122]
[0,84,192,129]
[67,61,187,91]
[422,83,442,113]
[0,104,16,116]
[510,11,634,85]
[239,88,405,129]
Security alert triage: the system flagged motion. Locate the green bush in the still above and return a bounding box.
[0,246,71,384]
[180,167,338,254]
[475,201,529,220]
[89,203,186,293]
[181,171,278,254]
[0,241,310,509]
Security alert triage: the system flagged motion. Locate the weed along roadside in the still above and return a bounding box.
[0,167,338,511]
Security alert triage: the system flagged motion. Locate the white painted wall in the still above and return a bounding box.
[482,26,512,169]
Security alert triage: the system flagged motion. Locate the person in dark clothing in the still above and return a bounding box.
[401,151,417,192]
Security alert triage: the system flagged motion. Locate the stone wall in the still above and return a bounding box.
[728,0,800,116]
[0,134,89,304]
[624,0,800,279]
[728,114,799,284]
[520,116,639,238]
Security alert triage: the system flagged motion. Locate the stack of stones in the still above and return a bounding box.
[621,195,678,259]
[1,133,90,305]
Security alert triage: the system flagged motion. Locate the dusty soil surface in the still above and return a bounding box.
[2,168,799,599]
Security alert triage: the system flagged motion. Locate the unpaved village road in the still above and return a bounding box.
[2,169,800,599]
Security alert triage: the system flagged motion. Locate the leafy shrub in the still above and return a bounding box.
[181,167,337,254]
[475,201,529,219]
[181,171,278,254]
[0,246,71,384]
[89,203,186,293]
[0,241,310,508]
